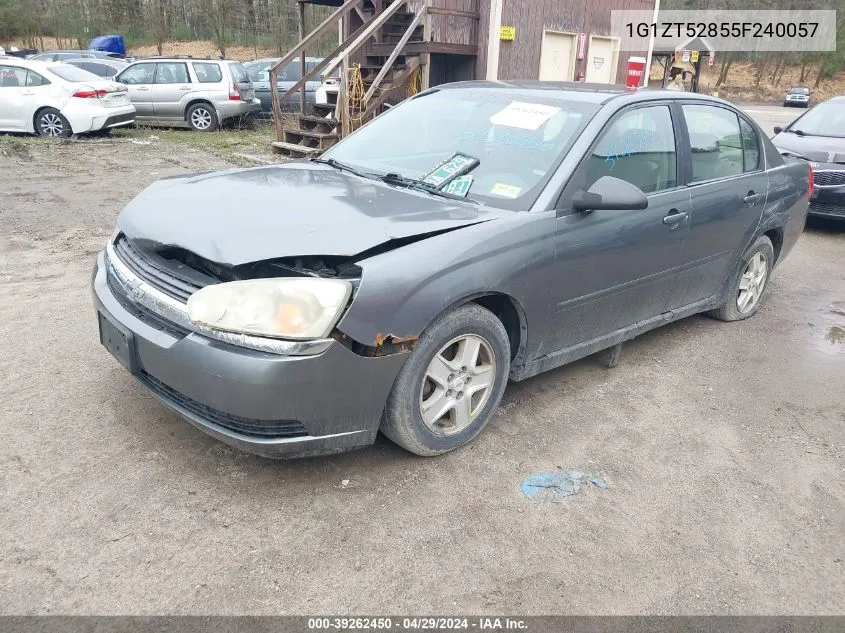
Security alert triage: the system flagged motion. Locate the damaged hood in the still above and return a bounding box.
[118,163,507,266]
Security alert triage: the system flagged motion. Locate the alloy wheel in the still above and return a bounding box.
[190,108,213,130]
[737,252,768,314]
[419,334,497,436]
[40,112,65,136]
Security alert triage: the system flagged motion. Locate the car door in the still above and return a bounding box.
[151,62,191,119]
[545,103,692,353]
[0,65,28,129]
[115,63,156,116]
[670,103,768,307]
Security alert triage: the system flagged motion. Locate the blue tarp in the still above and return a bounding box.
[89,35,125,55]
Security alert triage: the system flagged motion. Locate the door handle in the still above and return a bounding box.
[178,85,191,90]
[136,86,150,91]
[744,191,762,205]
[663,210,689,227]
[20,90,34,96]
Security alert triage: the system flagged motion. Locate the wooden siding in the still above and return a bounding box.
[496,0,653,83]
[407,0,480,47]
[475,0,491,78]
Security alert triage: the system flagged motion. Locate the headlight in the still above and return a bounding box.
[187,278,352,340]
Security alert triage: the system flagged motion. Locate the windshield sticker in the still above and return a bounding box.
[443,175,474,197]
[489,101,562,131]
[490,183,523,198]
[422,153,480,188]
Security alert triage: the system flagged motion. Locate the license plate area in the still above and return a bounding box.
[98,310,135,371]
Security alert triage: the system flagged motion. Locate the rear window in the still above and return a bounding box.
[228,62,248,83]
[192,62,223,83]
[48,65,100,82]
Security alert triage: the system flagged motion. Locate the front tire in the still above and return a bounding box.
[35,108,72,137]
[380,303,511,456]
[186,103,219,132]
[708,235,774,322]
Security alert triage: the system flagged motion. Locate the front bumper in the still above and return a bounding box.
[809,183,845,220]
[92,250,407,458]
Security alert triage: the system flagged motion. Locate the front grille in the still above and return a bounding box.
[813,171,845,187]
[113,235,211,302]
[809,200,845,217]
[138,371,309,439]
[107,272,191,338]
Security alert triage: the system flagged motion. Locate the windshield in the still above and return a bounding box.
[789,100,845,137]
[789,87,809,94]
[48,64,101,82]
[322,89,596,209]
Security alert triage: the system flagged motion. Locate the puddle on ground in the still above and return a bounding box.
[827,326,845,345]
[808,300,845,356]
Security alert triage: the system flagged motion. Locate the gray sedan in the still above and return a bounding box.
[92,82,810,459]
[245,57,322,114]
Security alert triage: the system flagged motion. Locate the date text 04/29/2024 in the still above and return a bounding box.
[307,617,528,630]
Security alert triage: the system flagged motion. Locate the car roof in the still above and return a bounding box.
[247,57,323,64]
[65,57,127,66]
[434,80,736,107]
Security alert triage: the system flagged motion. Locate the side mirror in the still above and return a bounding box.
[571,176,648,212]
[774,126,783,135]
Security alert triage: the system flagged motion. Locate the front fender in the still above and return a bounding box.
[335,212,556,362]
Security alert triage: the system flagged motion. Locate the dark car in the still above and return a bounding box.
[92,82,810,459]
[772,96,845,220]
[245,57,322,115]
[784,86,811,108]
[64,58,128,78]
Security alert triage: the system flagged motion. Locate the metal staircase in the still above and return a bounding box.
[270,0,430,158]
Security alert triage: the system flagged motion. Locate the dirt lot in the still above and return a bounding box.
[0,124,843,615]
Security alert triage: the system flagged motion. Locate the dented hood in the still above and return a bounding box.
[118,163,505,266]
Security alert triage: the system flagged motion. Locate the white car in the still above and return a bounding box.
[315,76,339,110]
[0,58,135,136]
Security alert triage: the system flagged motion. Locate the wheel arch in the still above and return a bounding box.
[763,226,784,264]
[32,106,72,134]
[184,99,216,121]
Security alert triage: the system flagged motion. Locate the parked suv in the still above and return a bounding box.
[114,58,260,131]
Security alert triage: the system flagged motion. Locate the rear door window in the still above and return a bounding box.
[155,62,190,84]
[25,70,49,86]
[682,105,743,182]
[193,62,223,83]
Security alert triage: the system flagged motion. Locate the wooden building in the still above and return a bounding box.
[271,0,656,156]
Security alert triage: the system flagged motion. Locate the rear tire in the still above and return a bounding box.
[35,108,72,137]
[380,303,511,456]
[186,103,218,132]
[707,236,774,322]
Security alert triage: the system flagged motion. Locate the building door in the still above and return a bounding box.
[585,36,619,83]
[539,31,575,81]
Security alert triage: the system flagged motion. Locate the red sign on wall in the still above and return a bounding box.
[577,33,587,60]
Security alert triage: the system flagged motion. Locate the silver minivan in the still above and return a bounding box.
[115,58,260,131]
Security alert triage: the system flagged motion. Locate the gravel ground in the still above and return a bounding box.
[0,127,843,615]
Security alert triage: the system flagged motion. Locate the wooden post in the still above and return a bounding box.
[421,3,431,90]
[299,1,307,114]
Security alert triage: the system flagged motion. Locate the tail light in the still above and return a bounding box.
[808,163,814,199]
[228,81,241,101]
[73,88,108,98]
